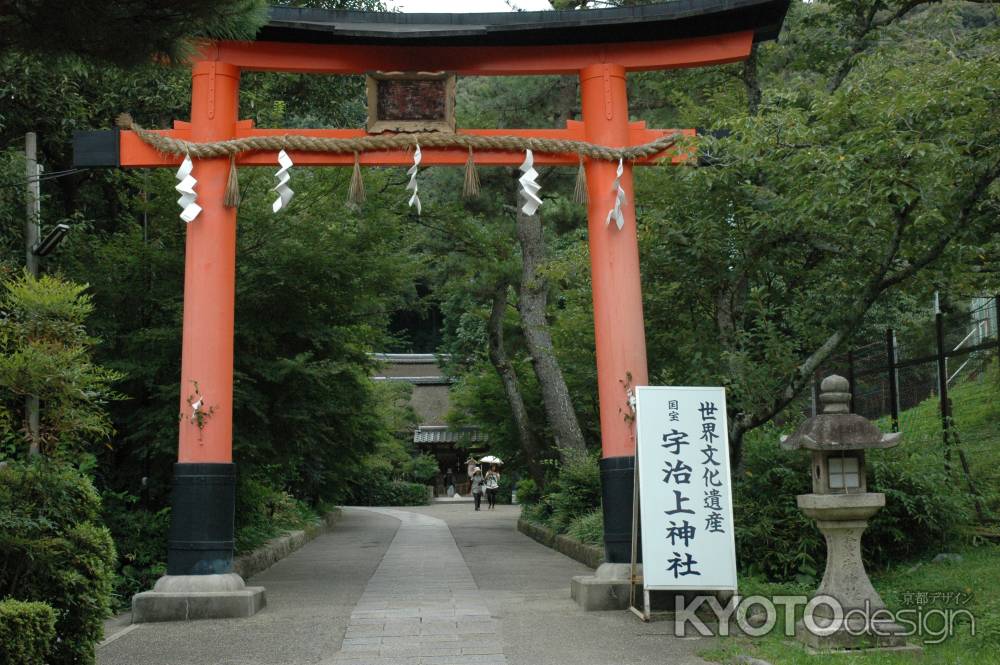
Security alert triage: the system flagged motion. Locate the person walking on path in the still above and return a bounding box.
[465,456,478,495]
[445,468,455,497]
[485,465,500,510]
[470,467,485,511]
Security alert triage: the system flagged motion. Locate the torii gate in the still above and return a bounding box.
[75,0,788,620]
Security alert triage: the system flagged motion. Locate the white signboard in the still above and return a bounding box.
[635,386,737,591]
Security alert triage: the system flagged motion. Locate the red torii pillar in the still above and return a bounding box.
[89,29,760,619]
[580,62,648,563]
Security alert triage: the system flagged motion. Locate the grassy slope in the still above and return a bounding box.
[702,364,1000,663]
[881,362,1000,519]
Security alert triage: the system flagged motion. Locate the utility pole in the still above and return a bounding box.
[25,132,41,456]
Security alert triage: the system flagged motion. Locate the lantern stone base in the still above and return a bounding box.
[795,616,910,651]
[132,573,266,623]
[794,492,919,653]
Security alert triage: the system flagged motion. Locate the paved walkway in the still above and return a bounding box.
[98,505,713,665]
[332,508,504,664]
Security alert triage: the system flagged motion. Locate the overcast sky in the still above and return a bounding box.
[386,0,553,12]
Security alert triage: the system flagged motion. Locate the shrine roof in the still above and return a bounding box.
[261,0,791,47]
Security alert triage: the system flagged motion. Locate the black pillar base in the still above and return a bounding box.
[599,455,640,564]
[167,463,236,576]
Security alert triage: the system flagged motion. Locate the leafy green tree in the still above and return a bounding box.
[633,0,999,461]
[0,0,268,65]
[0,271,121,460]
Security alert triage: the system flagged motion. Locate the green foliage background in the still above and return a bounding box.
[0,4,998,653]
[0,462,116,665]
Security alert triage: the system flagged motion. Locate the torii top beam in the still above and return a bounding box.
[74,0,790,169]
[210,0,789,75]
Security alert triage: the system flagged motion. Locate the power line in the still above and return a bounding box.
[0,168,89,191]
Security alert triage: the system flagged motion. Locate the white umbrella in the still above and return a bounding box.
[479,455,503,465]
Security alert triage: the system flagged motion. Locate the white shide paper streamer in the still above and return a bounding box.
[606,158,626,230]
[518,149,542,216]
[407,144,422,214]
[174,155,202,223]
[272,149,294,213]
[189,396,203,423]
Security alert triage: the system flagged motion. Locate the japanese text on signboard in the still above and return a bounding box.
[636,386,737,590]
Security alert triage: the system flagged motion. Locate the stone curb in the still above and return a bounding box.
[517,517,604,569]
[233,508,343,580]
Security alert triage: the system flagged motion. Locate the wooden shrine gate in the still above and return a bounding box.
[74,0,789,619]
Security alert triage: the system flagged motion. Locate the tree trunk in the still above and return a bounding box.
[741,44,761,116]
[487,278,546,489]
[515,206,588,461]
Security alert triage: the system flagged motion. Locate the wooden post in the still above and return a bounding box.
[885,328,899,433]
[580,63,648,564]
[935,311,951,472]
[995,294,1000,389]
[846,349,856,413]
[25,132,40,456]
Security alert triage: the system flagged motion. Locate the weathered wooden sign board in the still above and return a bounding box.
[631,386,738,618]
[366,71,456,133]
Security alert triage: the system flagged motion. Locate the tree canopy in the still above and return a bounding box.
[0,0,268,65]
[0,0,997,494]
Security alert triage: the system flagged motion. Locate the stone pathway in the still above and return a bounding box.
[98,505,713,665]
[327,508,506,665]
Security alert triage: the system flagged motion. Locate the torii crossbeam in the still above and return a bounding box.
[74,0,789,621]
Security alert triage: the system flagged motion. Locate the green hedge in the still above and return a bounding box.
[0,462,116,665]
[342,454,430,506]
[0,599,56,665]
[350,479,429,506]
[734,430,971,583]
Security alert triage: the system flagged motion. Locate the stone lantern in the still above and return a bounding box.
[781,375,912,651]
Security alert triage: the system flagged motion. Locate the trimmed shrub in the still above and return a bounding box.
[0,461,116,665]
[343,452,431,506]
[0,599,56,665]
[353,480,429,506]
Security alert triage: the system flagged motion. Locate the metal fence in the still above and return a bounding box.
[809,295,999,523]
[812,296,998,428]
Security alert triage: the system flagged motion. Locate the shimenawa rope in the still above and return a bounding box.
[116,113,681,163]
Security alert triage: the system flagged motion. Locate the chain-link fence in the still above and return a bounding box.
[810,295,1000,524]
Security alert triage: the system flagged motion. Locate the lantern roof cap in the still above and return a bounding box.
[262,0,791,47]
[780,374,901,452]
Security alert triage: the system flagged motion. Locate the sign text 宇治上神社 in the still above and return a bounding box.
[635,386,737,591]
